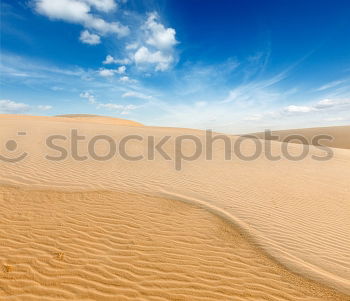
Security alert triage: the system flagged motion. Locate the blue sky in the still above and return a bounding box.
[1,0,350,133]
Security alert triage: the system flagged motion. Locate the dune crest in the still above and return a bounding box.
[0,114,143,127]
[56,114,144,127]
[250,126,350,149]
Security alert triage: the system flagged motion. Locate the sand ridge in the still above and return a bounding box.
[0,115,350,298]
[0,114,144,127]
[250,125,350,149]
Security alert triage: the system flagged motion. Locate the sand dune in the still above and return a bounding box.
[0,114,143,127]
[0,115,349,299]
[0,186,348,300]
[56,114,144,127]
[250,126,350,149]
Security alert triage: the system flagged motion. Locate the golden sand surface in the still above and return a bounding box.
[0,114,349,299]
[0,186,348,301]
[251,125,350,149]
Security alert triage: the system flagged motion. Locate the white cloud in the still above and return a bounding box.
[37,105,53,111]
[126,42,138,50]
[102,55,115,64]
[82,0,117,12]
[98,68,115,77]
[316,80,346,91]
[80,91,96,104]
[284,105,315,113]
[0,99,53,114]
[122,91,152,99]
[144,12,177,50]
[97,103,124,110]
[98,66,126,77]
[35,0,89,23]
[97,103,138,114]
[0,99,30,113]
[34,0,129,39]
[79,91,139,114]
[116,65,126,74]
[127,12,178,72]
[134,46,173,71]
[315,98,350,109]
[103,55,130,65]
[119,76,137,83]
[79,30,101,44]
[284,99,350,115]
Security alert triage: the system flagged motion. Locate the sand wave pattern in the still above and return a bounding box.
[1,186,349,301]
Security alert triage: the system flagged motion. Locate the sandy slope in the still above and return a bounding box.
[1,186,347,301]
[0,114,350,299]
[250,126,350,149]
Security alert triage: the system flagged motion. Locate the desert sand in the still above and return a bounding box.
[0,114,349,300]
[250,126,350,149]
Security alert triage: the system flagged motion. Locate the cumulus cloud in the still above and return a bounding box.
[0,99,30,113]
[103,55,130,65]
[144,12,177,50]
[116,65,126,74]
[134,46,173,71]
[34,0,129,43]
[98,68,115,77]
[122,91,152,99]
[128,12,178,72]
[79,30,101,44]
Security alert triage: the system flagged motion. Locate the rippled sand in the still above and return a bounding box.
[1,186,348,301]
[0,114,349,300]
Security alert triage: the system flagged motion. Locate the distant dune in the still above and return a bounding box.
[250,126,350,149]
[0,115,349,300]
[56,114,144,127]
[0,114,143,127]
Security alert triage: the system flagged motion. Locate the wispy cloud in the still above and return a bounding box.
[122,91,152,100]
[80,90,142,114]
[316,79,347,91]
[0,99,30,113]
[0,99,53,114]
